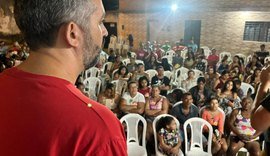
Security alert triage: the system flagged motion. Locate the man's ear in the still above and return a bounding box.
[64,22,82,47]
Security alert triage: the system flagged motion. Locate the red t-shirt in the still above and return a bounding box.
[0,68,127,156]
[207,54,219,67]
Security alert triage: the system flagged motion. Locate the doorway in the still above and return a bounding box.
[103,22,117,49]
[184,20,201,48]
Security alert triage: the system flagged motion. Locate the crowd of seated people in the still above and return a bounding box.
[2,38,268,156]
[74,40,270,155]
[103,40,268,155]
[0,41,30,72]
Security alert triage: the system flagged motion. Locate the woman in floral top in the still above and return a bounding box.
[157,116,181,156]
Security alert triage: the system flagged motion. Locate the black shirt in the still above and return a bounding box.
[151,75,170,96]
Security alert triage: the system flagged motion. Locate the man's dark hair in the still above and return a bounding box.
[233,79,241,85]
[182,92,192,99]
[156,65,164,70]
[14,0,96,51]
[136,63,144,67]
[197,77,206,84]
[128,81,137,89]
[221,70,229,76]
[172,89,183,102]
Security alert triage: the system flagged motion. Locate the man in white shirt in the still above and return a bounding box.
[120,81,145,115]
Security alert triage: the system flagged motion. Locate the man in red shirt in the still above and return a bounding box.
[207,48,219,69]
[0,0,127,155]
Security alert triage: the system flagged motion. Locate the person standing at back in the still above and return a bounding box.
[0,0,127,155]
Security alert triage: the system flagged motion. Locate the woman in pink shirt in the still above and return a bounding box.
[145,85,169,142]
[202,97,228,155]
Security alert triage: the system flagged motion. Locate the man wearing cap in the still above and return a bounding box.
[151,66,170,96]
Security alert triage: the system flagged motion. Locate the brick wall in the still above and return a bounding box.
[106,10,270,55]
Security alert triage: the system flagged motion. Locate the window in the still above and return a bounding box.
[243,22,270,42]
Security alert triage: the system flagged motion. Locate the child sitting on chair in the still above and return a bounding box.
[157,116,182,156]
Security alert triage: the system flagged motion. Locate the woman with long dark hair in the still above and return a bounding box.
[218,80,241,115]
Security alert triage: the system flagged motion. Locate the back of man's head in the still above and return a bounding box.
[14,0,96,51]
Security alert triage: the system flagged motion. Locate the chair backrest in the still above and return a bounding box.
[152,114,180,155]
[265,56,270,64]
[201,59,208,72]
[240,82,255,96]
[111,80,127,96]
[200,46,210,51]
[204,49,211,59]
[184,117,213,155]
[135,59,144,65]
[192,69,204,78]
[166,50,176,56]
[112,69,119,79]
[247,54,252,63]
[174,67,189,86]
[145,69,158,81]
[173,101,183,108]
[200,46,210,58]
[235,54,247,65]
[161,55,173,65]
[164,70,173,80]
[120,113,147,147]
[84,67,101,79]
[219,52,232,62]
[83,77,101,96]
[122,58,130,66]
[181,48,188,60]
[102,62,113,74]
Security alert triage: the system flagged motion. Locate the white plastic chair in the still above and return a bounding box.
[122,58,130,66]
[203,49,211,59]
[152,114,183,156]
[164,70,173,80]
[173,67,189,87]
[83,77,101,97]
[181,48,188,60]
[219,52,232,62]
[240,82,255,96]
[135,59,144,65]
[200,46,211,58]
[102,62,113,74]
[120,113,147,156]
[166,50,176,56]
[184,117,213,156]
[193,69,204,79]
[237,147,249,156]
[161,55,173,65]
[173,101,183,108]
[235,54,247,65]
[173,101,197,109]
[84,67,101,79]
[200,46,210,51]
[145,69,158,82]
[264,56,270,64]
[112,69,119,79]
[111,80,127,96]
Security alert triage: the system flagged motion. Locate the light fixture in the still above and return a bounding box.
[171,4,178,11]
